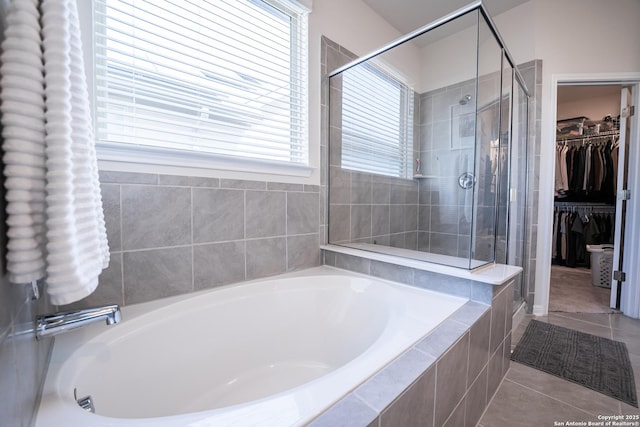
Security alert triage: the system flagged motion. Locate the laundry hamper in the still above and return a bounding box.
[586,245,614,288]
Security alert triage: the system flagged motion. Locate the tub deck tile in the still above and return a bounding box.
[449,301,490,326]
[379,365,436,427]
[415,319,468,359]
[354,348,436,412]
[307,394,378,427]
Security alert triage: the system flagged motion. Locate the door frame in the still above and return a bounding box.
[535,72,640,318]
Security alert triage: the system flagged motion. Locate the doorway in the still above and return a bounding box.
[542,76,640,318]
[548,84,621,314]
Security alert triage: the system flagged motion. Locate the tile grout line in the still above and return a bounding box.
[610,315,614,340]
[501,377,608,418]
[550,312,615,331]
[190,187,194,292]
[608,312,613,336]
[285,192,289,271]
[478,362,509,426]
[118,184,125,305]
[243,190,247,280]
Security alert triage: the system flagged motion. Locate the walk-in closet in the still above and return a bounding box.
[549,85,625,313]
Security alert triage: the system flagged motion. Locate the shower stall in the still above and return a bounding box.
[327,2,530,309]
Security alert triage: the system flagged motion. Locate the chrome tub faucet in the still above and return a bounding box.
[35,304,121,340]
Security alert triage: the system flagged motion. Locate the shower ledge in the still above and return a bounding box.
[321,244,522,286]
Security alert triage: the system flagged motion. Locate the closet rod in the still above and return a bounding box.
[554,202,615,212]
[554,201,613,207]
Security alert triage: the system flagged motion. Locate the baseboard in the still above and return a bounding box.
[532,304,546,316]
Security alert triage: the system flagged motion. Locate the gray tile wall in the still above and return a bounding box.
[418,69,514,265]
[517,60,543,313]
[0,279,53,427]
[324,37,510,263]
[309,265,515,427]
[0,2,55,425]
[324,37,421,251]
[324,250,506,305]
[61,172,321,309]
[328,168,421,249]
[417,83,476,258]
[321,36,353,246]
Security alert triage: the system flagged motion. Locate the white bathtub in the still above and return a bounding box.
[36,266,468,427]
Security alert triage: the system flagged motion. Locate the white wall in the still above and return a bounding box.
[417,14,478,93]
[310,0,403,60]
[410,1,537,95]
[491,1,535,66]
[532,0,640,75]
[308,0,422,93]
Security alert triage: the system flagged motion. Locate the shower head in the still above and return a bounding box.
[459,94,472,105]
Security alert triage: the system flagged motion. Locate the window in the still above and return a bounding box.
[93,0,309,171]
[341,63,414,178]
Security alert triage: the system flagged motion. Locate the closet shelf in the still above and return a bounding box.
[556,129,620,143]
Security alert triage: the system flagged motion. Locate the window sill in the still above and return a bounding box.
[96,144,315,182]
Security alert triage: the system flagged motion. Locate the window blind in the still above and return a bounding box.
[341,63,414,178]
[93,0,309,166]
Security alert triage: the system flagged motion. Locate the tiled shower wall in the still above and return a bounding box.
[417,85,477,258]
[328,168,422,250]
[419,60,543,311]
[517,59,543,313]
[325,38,422,251]
[325,36,507,261]
[63,171,322,309]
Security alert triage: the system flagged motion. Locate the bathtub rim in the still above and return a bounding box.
[321,244,523,285]
[37,265,471,426]
[76,265,466,325]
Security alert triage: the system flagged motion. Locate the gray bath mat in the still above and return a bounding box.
[511,320,638,407]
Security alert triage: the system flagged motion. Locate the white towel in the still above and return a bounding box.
[1,0,47,284]
[1,0,109,305]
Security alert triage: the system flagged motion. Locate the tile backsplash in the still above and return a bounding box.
[0,277,52,427]
[63,171,322,308]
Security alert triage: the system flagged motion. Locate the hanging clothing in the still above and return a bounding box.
[551,208,614,268]
[554,136,619,203]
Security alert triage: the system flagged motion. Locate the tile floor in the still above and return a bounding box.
[478,312,640,426]
[549,266,612,313]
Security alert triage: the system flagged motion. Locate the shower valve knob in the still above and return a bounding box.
[458,172,475,190]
